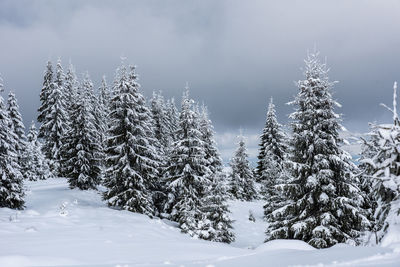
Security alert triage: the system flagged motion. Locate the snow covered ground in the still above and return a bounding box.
[1,179,399,267]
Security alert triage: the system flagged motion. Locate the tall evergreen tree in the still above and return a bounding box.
[98,75,111,145]
[360,82,400,244]
[150,91,171,150]
[265,51,370,248]
[229,134,257,201]
[257,98,287,184]
[23,122,53,181]
[97,76,111,178]
[103,64,160,216]
[37,61,53,126]
[199,105,223,175]
[196,104,233,243]
[165,90,211,236]
[165,98,179,142]
[63,74,102,190]
[0,76,24,209]
[7,92,27,178]
[63,62,78,118]
[38,59,69,175]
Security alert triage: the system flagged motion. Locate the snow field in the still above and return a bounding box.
[1,178,400,267]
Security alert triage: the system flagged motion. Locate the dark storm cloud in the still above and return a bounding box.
[0,0,400,161]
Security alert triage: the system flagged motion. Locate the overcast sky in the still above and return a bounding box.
[1,0,400,162]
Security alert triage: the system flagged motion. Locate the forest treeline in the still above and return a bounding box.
[0,51,399,248]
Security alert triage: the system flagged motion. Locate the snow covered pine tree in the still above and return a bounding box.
[256,98,286,182]
[265,51,370,248]
[7,92,27,179]
[229,134,257,201]
[62,73,102,190]
[257,98,288,195]
[103,63,160,216]
[0,76,25,209]
[164,89,212,237]
[258,98,292,220]
[23,122,53,181]
[150,91,172,152]
[37,59,69,176]
[196,104,234,243]
[360,82,400,244]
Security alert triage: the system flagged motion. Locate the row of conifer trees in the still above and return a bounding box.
[1,51,399,248]
[0,59,238,243]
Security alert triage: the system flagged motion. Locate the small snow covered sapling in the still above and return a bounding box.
[59,202,68,216]
[249,210,256,222]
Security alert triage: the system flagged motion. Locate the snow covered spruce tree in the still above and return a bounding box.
[198,177,235,243]
[37,59,69,175]
[359,82,400,244]
[257,97,288,189]
[265,51,370,248]
[63,62,78,118]
[95,76,111,176]
[62,74,102,190]
[258,98,292,219]
[37,61,53,125]
[165,97,179,142]
[164,90,212,236]
[7,92,27,179]
[23,122,53,181]
[0,76,25,209]
[103,64,160,216]
[256,98,286,181]
[229,134,257,201]
[151,91,171,151]
[97,76,111,147]
[199,105,223,175]
[195,104,234,243]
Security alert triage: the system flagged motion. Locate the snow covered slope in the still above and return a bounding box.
[0,179,399,267]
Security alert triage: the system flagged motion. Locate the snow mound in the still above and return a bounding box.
[256,239,315,251]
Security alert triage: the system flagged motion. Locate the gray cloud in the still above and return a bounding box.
[0,0,399,162]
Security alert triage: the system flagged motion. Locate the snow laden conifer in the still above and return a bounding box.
[360,82,400,244]
[37,61,53,127]
[165,98,179,142]
[257,98,288,189]
[98,76,111,146]
[103,64,160,216]
[165,89,211,236]
[23,122,53,181]
[0,76,25,209]
[63,74,102,190]
[63,62,78,117]
[229,134,257,201]
[196,104,233,243]
[199,105,223,175]
[96,76,111,177]
[38,59,69,175]
[7,92,27,179]
[258,98,291,217]
[151,91,171,151]
[265,51,370,248]
[198,174,235,243]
